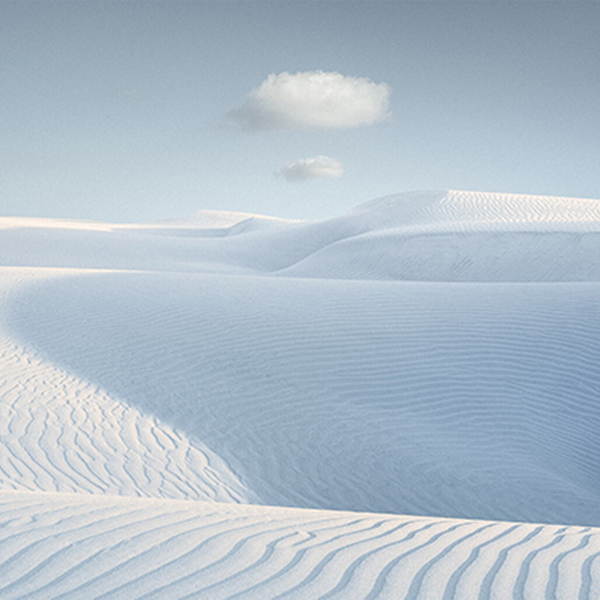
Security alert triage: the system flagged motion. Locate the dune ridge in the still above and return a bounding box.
[2,190,600,281]
[0,270,252,504]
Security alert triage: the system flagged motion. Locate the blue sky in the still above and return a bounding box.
[1,1,599,222]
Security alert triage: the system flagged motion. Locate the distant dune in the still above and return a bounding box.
[1,191,600,597]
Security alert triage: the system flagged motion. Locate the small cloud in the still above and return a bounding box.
[279,156,344,183]
[229,71,390,130]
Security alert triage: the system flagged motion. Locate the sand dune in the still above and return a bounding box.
[276,190,600,280]
[0,491,599,599]
[1,190,600,597]
[8,272,600,525]
[0,270,251,504]
[3,190,600,280]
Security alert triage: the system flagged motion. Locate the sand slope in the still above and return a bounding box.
[9,272,600,527]
[0,270,252,504]
[1,190,600,597]
[0,491,599,599]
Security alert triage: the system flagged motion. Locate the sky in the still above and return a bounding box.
[1,1,599,223]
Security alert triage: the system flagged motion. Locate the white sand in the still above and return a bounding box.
[1,190,600,597]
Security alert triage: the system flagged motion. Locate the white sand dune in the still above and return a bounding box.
[9,272,600,527]
[0,491,599,599]
[0,270,251,504]
[1,190,600,597]
[3,190,600,280]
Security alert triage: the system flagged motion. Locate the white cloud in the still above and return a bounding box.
[229,71,390,130]
[279,156,344,182]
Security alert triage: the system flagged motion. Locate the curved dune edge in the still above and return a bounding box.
[0,490,598,599]
[0,269,254,505]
